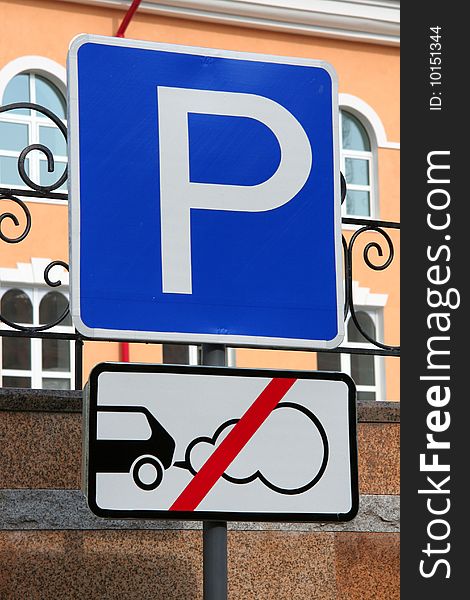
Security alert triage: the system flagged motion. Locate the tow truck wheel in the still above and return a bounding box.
[132,455,164,491]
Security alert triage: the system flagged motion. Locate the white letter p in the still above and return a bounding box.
[158,87,312,294]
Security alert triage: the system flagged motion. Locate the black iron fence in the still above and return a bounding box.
[0,102,399,392]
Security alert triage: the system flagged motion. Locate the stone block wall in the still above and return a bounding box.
[0,389,399,599]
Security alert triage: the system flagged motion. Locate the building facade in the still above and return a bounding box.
[1,3,400,596]
[0,0,400,401]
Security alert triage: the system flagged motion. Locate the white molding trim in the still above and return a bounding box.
[351,280,387,307]
[0,56,67,101]
[57,0,400,46]
[339,93,399,149]
[0,258,69,287]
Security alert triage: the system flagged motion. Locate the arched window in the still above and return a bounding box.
[1,289,33,388]
[1,288,33,323]
[39,292,71,389]
[39,291,71,325]
[0,70,66,191]
[340,110,375,218]
[0,275,73,390]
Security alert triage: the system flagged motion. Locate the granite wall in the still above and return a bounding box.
[0,389,399,599]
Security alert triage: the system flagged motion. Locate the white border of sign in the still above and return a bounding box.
[68,34,344,349]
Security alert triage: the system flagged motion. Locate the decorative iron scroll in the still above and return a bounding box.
[342,219,399,354]
[0,102,400,370]
[0,102,67,193]
[1,102,69,332]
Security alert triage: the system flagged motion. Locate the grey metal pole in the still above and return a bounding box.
[201,343,228,600]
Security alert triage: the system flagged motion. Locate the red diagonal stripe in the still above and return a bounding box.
[170,377,296,512]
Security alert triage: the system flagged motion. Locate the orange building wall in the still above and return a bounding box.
[0,1,400,142]
[1,0,399,399]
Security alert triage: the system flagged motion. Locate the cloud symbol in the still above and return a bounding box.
[180,402,329,495]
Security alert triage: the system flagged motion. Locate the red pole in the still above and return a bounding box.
[120,342,130,362]
[116,0,142,38]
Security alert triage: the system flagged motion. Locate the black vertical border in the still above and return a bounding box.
[401,5,466,596]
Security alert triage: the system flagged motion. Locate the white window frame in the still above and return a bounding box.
[0,56,67,205]
[0,259,74,390]
[188,345,199,365]
[339,109,377,220]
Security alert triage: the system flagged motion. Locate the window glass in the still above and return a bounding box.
[35,75,66,119]
[348,311,376,344]
[348,311,376,389]
[357,391,376,402]
[342,112,370,151]
[351,353,375,386]
[341,110,373,217]
[42,378,70,390]
[163,344,190,365]
[0,121,29,152]
[316,352,341,372]
[1,289,33,323]
[3,376,32,388]
[2,337,31,370]
[345,190,370,216]
[1,72,66,192]
[2,73,30,115]
[345,157,369,185]
[1,286,73,391]
[39,159,67,190]
[42,338,70,371]
[0,156,29,187]
[39,126,66,156]
[39,292,71,325]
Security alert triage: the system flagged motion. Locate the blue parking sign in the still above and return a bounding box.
[68,35,343,349]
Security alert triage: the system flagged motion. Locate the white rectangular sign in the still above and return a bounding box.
[68,35,343,349]
[84,364,358,522]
